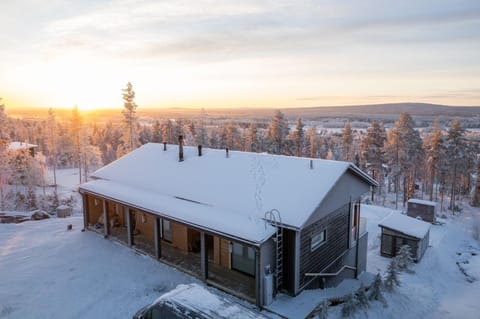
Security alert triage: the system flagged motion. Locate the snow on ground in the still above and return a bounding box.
[0,217,199,318]
[1,168,480,318]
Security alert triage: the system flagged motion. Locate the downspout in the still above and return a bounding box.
[355,200,360,278]
[255,247,262,308]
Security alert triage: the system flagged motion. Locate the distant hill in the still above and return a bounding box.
[7,102,480,122]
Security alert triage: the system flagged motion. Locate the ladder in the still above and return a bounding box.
[265,209,283,292]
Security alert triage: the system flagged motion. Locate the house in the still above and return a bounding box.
[79,141,377,308]
[407,198,437,223]
[8,141,38,157]
[379,213,430,262]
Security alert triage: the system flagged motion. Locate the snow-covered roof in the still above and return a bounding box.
[379,213,430,239]
[152,284,270,318]
[80,143,376,238]
[408,198,437,207]
[80,179,276,244]
[8,141,37,150]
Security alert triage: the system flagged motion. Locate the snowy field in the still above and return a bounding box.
[1,169,480,318]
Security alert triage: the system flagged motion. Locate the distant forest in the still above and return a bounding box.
[1,88,480,212]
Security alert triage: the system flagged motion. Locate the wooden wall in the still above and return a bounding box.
[86,195,103,225]
[213,236,231,268]
[134,211,155,242]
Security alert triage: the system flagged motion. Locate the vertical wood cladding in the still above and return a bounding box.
[299,203,350,288]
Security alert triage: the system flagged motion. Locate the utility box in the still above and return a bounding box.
[57,205,72,218]
[263,273,274,306]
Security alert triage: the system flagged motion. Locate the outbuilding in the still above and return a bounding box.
[379,213,430,262]
[407,198,437,223]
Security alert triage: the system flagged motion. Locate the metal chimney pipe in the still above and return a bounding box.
[178,135,184,162]
[198,145,202,157]
[163,142,167,151]
[226,148,229,158]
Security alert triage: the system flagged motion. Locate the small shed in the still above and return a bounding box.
[407,198,437,223]
[379,213,430,262]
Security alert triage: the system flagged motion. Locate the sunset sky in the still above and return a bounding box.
[1,0,480,110]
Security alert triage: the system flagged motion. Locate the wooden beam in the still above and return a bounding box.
[82,194,88,230]
[102,199,108,236]
[125,207,132,246]
[154,217,161,259]
[200,231,207,280]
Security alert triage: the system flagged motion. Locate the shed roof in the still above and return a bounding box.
[408,198,437,207]
[379,213,431,239]
[80,143,376,236]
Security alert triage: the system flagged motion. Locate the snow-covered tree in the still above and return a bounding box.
[424,120,446,201]
[161,119,176,144]
[395,245,415,273]
[384,113,424,208]
[70,105,83,183]
[289,118,305,157]
[471,159,480,207]
[341,293,359,317]
[305,125,318,158]
[445,118,474,211]
[152,120,162,143]
[266,110,289,154]
[342,121,353,162]
[121,82,139,152]
[355,285,369,311]
[317,299,329,319]
[368,273,386,305]
[384,259,401,292]
[244,123,259,152]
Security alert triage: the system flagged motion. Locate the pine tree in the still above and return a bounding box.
[445,119,473,212]
[0,98,7,141]
[316,299,329,319]
[152,120,162,143]
[384,113,424,208]
[471,159,480,207]
[368,273,386,305]
[266,110,289,154]
[305,125,318,158]
[424,120,446,201]
[70,105,83,183]
[121,82,139,152]
[45,108,59,202]
[342,121,353,161]
[341,293,358,317]
[245,123,259,152]
[355,285,369,310]
[396,245,415,273]
[290,118,305,156]
[384,259,401,292]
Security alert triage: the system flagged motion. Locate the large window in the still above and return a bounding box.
[231,242,255,276]
[311,229,327,251]
[162,219,172,242]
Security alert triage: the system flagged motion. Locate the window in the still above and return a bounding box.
[162,219,172,242]
[311,229,327,251]
[231,242,256,276]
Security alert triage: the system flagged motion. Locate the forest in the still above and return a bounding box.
[1,84,479,213]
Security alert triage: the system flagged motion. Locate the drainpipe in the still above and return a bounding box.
[255,247,262,308]
[355,201,361,278]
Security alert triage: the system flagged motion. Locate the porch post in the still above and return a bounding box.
[125,207,133,246]
[154,217,161,259]
[200,231,207,280]
[102,199,108,236]
[82,194,88,229]
[255,248,261,308]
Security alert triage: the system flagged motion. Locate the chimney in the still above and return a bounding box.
[198,145,202,157]
[226,148,229,158]
[163,142,167,151]
[178,135,184,162]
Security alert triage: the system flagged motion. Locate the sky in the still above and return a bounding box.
[1,0,480,110]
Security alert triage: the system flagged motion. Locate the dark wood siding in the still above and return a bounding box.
[299,203,350,288]
[407,202,436,223]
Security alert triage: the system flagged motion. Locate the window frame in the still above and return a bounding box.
[162,219,172,242]
[310,229,327,252]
